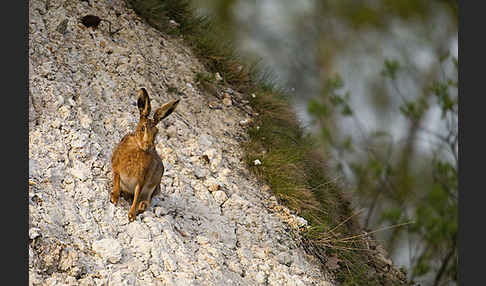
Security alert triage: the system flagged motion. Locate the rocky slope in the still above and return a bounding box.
[28,0,335,285]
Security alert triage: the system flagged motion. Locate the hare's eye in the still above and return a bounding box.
[141,126,145,132]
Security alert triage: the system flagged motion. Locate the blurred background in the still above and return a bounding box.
[190,1,458,285]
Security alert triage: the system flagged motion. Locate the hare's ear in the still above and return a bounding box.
[137,88,151,117]
[153,98,180,124]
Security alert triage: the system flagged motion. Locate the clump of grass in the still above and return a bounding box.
[244,92,317,209]
[126,0,202,35]
[166,85,178,94]
[244,91,384,285]
[194,71,214,84]
[127,0,407,284]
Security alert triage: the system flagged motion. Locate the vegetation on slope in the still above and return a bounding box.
[125,0,409,284]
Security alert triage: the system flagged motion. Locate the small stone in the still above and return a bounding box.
[262,185,271,192]
[80,114,92,129]
[222,93,232,106]
[212,190,228,205]
[254,247,268,259]
[194,167,209,179]
[58,105,70,120]
[287,278,306,286]
[169,20,180,27]
[228,261,242,275]
[237,247,253,262]
[251,93,256,98]
[255,272,266,284]
[254,159,262,166]
[198,134,213,148]
[127,222,150,240]
[208,101,222,110]
[92,238,122,263]
[215,72,222,81]
[208,184,220,192]
[154,207,165,217]
[29,159,38,177]
[68,97,76,107]
[70,161,90,181]
[29,227,41,240]
[72,133,88,148]
[239,118,253,126]
[166,125,177,138]
[295,216,308,228]
[277,252,293,266]
[78,277,95,286]
[59,248,80,274]
[50,118,61,129]
[196,235,210,245]
[204,148,217,160]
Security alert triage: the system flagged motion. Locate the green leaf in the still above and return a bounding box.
[325,74,344,94]
[308,99,329,117]
[452,57,458,71]
[380,207,402,224]
[399,97,429,121]
[439,51,450,62]
[341,104,353,116]
[430,80,455,117]
[381,59,400,80]
[329,94,345,106]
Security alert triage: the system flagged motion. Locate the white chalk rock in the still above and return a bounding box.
[92,238,122,264]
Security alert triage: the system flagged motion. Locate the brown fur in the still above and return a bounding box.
[111,88,180,222]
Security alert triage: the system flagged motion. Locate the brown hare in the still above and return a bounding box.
[111,88,180,222]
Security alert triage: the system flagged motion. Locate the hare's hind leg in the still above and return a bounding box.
[121,190,132,202]
[110,172,121,205]
[152,184,161,198]
[138,200,149,213]
[138,184,159,214]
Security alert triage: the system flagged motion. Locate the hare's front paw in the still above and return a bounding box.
[128,210,136,222]
[110,191,120,205]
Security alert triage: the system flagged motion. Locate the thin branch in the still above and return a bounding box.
[390,79,408,104]
[433,236,457,286]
